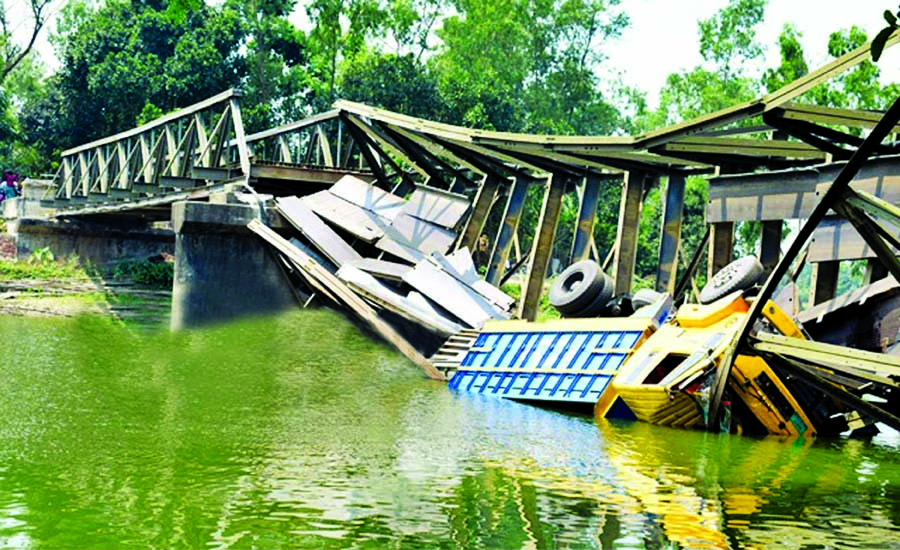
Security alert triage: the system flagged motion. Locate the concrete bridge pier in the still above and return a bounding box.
[171,201,297,330]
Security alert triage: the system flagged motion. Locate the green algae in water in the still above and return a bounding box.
[1,309,900,548]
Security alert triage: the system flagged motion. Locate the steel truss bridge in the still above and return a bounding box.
[41,33,900,320]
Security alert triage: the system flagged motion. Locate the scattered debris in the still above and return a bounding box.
[250,175,515,380]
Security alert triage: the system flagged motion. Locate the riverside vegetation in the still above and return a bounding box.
[0,246,174,329]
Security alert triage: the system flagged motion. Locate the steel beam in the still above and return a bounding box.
[708,222,735,282]
[612,171,647,295]
[865,259,888,285]
[760,220,783,277]
[520,174,565,321]
[810,261,840,305]
[457,174,502,252]
[486,175,531,286]
[656,173,686,293]
[571,173,606,263]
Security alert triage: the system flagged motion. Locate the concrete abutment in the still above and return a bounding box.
[170,201,297,330]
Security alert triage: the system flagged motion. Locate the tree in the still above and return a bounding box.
[808,27,900,110]
[225,0,310,131]
[0,0,52,84]
[305,0,389,111]
[0,55,47,174]
[20,0,245,162]
[763,24,808,92]
[339,52,453,120]
[636,0,765,131]
[430,0,629,133]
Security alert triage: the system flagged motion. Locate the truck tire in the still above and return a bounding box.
[549,260,607,315]
[699,256,764,304]
[565,272,615,317]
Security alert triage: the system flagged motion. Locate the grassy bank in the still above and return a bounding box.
[0,248,173,329]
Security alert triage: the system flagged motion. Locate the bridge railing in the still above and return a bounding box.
[50,89,251,204]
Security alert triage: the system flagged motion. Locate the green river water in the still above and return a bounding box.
[1,309,900,549]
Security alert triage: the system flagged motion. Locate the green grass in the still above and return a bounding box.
[0,247,91,280]
[501,281,562,322]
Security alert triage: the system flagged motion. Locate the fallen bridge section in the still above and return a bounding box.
[245,176,516,379]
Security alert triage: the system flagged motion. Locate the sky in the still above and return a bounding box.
[11,0,900,109]
[603,0,900,108]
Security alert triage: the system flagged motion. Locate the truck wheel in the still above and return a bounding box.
[699,256,763,304]
[549,260,607,315]
[564,273,615,317]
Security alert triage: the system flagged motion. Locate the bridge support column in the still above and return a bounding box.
[171,201,297,330]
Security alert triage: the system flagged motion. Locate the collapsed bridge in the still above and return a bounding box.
[6,33,900,432]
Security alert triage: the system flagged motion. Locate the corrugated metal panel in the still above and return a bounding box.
[448,327,648,404]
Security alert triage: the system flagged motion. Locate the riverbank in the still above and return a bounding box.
[0,242,172,329]
[0,278,171,328]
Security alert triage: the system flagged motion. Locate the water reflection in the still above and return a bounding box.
[0,311,898,548]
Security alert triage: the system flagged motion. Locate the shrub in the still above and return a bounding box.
[112,259,174,289]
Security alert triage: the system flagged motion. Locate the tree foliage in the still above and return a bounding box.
[0,0,53,84]
[431,0,629,134]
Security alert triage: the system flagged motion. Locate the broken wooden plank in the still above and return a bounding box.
[329,174,406,221]
[348,258,412,281]
[248,218,444,380]
[402,261,509,328]
[301,190,389,242]
[336,264,463,337]
[402,185,470,229]
[277,196,363,267]
[289,237,336,273]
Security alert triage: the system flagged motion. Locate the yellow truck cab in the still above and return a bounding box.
[608,291,817,437]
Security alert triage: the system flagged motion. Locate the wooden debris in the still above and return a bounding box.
[248,218,444,380]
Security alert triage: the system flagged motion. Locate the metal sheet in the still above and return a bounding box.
[402,186,470,229]
[431,250,515,311]
[301,190,388,242]
[387,213,457,253]
[277,196,362,267]
[336,264,463,336]
[403,261,508,328]
[329,174,406,221]
[375,233,427,264]
[809,216,899,262]
[348,258,411,281]
[707,169,900,223]
[448,326,648,404]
